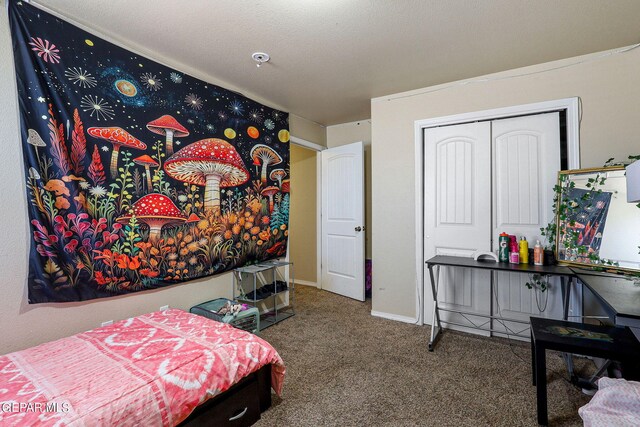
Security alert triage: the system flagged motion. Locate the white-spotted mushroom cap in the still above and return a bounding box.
[116,193,185,241]
[164,138,249,188]
[88,127,147,177]
[87,127,147,150]
[117,193,185,224]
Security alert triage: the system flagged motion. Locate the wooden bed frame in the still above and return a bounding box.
[179,364,272,426]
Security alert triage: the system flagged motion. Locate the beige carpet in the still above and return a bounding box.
[256,285,593,426]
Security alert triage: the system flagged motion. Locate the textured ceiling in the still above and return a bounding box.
[33,0,640,125]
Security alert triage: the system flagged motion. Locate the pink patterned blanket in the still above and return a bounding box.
[579,377,640,426]
[0,309,285,426]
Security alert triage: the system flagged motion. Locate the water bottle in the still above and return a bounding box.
[498,232,509,262]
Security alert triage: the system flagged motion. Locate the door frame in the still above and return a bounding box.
[414,98,581,325]
[289,135,325,288]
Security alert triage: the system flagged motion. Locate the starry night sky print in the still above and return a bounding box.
[10,1,289,168]
[9,1,291,303]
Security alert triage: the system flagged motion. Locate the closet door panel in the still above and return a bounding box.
[491,113,563,338]
[495,134,541,226]
[424,122,491,336]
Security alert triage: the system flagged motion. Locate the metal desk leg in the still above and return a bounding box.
[531,329,536,386]
[428,264,442,351]
[560,276,575,379]
[561,276,571,321]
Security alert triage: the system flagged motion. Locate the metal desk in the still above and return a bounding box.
[425,255,575,351]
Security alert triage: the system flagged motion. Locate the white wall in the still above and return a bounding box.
[326,120,372,258]
[0,2,324,354]
[371,45,640,320]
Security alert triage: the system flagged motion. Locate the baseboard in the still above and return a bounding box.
[291,279,319,288]
[370,310,418,324]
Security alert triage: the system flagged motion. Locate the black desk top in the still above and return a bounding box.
[425,255,574,276]
[530,316,640,358]
[574,270,640,322]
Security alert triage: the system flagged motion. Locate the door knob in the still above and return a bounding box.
[355,226,362,232]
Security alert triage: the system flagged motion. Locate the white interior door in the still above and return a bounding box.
[424,122,492,335]
[321,141,365,301]
[491,113,564,337]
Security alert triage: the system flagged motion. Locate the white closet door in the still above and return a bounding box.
[491,113,563,338]
[424,122,492,335]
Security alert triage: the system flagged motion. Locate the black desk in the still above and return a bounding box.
[530,317,640,425]
[574,270,640,330]
[425,256,640,424]
[425,256,575,351]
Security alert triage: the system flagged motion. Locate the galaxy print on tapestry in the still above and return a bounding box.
[9,1,290,303]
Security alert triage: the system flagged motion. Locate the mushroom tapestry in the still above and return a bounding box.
[9,1,291,303]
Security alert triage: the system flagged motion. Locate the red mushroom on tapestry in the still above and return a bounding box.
[186,213,200,224]
[270,169,286,188]
[250,144,282,184]
[87,127,147,177]
[116,193,185,241]
[164,138,249,216]
[146,115,189,156]
[133,154,159,191]
[281,179,290,194]
[261,186,279,213]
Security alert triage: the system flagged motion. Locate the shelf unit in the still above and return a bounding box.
[232,260,294,330]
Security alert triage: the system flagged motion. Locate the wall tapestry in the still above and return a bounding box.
[559,187,612,263]
[9,1,291,303]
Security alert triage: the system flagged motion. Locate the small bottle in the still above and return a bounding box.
[519,237,529,264]
[509,235,518,250]
[509,241,520,264]
[534,240,544,266]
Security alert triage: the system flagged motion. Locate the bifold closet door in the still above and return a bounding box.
[424,122,492,335]
[491,112,564,338]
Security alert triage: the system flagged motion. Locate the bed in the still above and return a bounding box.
[0,309,285,426]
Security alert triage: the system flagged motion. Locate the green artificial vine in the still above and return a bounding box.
[525,273,549,292]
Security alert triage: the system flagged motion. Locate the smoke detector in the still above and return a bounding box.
[252,52,270,68]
